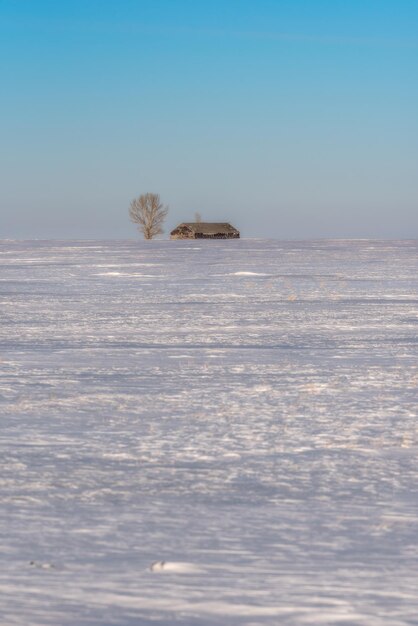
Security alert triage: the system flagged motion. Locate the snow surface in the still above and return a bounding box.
[1,238,418,626]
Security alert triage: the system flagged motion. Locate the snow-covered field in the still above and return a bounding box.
[1,238,418,626]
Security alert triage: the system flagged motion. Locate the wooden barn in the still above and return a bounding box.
[170,222,240,240]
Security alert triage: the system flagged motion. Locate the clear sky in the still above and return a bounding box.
[1,0,417,238]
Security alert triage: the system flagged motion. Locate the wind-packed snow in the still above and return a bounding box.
[1,238,417,626]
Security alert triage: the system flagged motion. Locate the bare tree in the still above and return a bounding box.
[129,193,169,239]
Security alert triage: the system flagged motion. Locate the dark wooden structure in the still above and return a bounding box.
[170,222,240,239]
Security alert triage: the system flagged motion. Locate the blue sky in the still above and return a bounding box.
[1,0,417,238]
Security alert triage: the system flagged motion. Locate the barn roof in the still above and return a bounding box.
[173,222,239,235]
